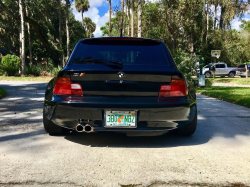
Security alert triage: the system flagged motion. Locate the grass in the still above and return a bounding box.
[0,76,53,82]
[211,77,250,85]
[0,87,6,98]
[196,86,250,108]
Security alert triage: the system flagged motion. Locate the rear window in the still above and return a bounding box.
[238,64,250,68]
[238,65,245,68]
[72,40,170,66]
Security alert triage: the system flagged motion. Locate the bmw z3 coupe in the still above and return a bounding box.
[43,37,197,137]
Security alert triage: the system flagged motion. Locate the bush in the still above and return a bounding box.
[205,78,213,87]
[25,64,62,77]
[173,51,198,82]
[25,64,42,76]
[0,55,20,76]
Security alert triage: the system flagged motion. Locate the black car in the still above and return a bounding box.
[236,64,250,78]
[43,37,197,137]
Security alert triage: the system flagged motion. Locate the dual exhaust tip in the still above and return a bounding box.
[75,124,94,133]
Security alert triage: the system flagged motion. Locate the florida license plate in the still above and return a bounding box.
[104,111,137,128]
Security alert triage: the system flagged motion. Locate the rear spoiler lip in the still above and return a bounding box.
[80,37,162,44]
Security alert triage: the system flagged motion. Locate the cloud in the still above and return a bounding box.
[89,0,107,7]
[73,1,111,37]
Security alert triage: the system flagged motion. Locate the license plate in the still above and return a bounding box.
[104,111,137,128]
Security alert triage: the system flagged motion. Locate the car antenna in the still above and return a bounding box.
[120,29,123,37]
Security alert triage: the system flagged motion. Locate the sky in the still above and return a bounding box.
[72,1,250,38]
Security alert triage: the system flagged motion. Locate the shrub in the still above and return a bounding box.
[205,78,213,87]
[173,51,198,82]
[25,64,42,76]
[51,66,62,77]
[0,55,20,76]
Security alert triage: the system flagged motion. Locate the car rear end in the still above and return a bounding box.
[43,37,197,136]
[236,64,250,77]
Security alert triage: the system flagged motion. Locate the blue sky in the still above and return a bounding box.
[72,1,250,37]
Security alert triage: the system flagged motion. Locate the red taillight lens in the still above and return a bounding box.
[53,77,83,96]
[159,79,188,97]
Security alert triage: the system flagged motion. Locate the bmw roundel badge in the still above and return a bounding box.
[117,71,125,79]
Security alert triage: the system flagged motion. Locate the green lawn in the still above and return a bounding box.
[211,77,250,85]
[0,87,6,98]
[197,86,250,108]
[0,76,53,82]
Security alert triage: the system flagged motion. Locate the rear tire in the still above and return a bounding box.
[175,109,197,136]
[43,109,69,135]
[205,72,211,78]
[228,71,235,78]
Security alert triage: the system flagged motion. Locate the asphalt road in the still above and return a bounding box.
[0,81,250,187]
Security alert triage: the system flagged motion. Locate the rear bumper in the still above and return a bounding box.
[44,95,197,133]
[236,71,250,77]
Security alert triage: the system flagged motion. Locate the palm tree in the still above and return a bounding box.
[84,17,93,38]
[75,0,90,26]
[108,0,111,36]
[89,22,96,38]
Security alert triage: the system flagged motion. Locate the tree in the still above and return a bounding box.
[75,0,90,27]
[130,0,134,37]
[58,0,63,66]
[120,0,124,36]
[84,17,96,38]
[138,0,142,37]
[108,0,112,36]
[65,0,70,60]
[19,0,25,75]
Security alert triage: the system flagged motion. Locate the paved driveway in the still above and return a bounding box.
[0,81,250,187]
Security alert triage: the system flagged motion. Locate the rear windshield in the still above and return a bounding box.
[238,64,250,68]
[72,40,169,66]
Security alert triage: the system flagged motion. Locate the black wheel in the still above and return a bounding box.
[228,71,235,78]
[240,76,245,78]
[175,109,197,136]
[43,109,69,135]
[205,72,211,78]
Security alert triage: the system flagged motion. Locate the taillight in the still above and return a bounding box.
[53,77,83,96]
[159,79,188,97]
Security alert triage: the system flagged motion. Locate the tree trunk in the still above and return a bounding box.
[214,4,217,29]
[66,0,70,59]
[120,0,124,36]
[190,32,194,56]
[206,3,209,43]
[137,0,142,37]
[131,0,134,37]
[123,2,127,36]
[26,6,33,65]
[109,0,111,36]
[19,0,25,76]
[19,11,22,74]
[127,0,130,36]
[58,0,63,66]
[81,11,84,27]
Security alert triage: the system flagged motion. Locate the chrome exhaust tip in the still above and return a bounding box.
[76,124,84,132]
[84,124,94,133]
[75,124,94,133]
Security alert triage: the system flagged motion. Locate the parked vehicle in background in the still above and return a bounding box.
[196,63,213,77]
[43,37,197,137]
[236,64,250,78]
[203,62,237,78]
